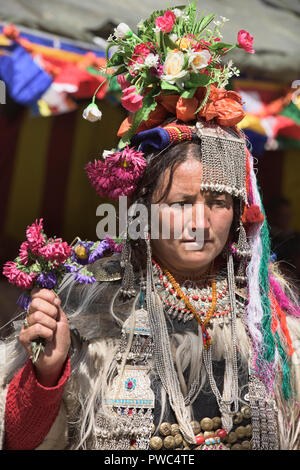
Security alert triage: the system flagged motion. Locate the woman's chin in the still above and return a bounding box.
[177,249,214,270]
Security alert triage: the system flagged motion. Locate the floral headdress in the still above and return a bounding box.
[84,3,255,202]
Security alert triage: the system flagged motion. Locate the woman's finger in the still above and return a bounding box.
[28,297,58,318]
[26,311,57,331]
[20,323,54,344]
[31,289,57,305]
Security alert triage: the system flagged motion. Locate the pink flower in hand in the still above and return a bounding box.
[19,241,30,265]
[39,240,71,264]
[3,262,36,289]
[237,30,255,54]
[121,86,143,112]
[26,219,46,255]
[155,10,176,33]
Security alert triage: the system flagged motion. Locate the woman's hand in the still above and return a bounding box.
[19,288,71,387]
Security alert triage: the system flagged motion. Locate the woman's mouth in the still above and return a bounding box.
[181,239,212,250]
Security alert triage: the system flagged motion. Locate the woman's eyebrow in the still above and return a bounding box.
[169,193,196,199]
[205,192,226,198]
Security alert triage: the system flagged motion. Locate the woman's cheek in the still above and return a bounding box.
[215,209,234,245]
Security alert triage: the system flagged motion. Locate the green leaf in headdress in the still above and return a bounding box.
[184,72,210,89]
[181,88,197,99]
[161,81,180,92]
[119,86,161,148]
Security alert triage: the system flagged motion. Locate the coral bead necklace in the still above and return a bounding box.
[152,259,218,349]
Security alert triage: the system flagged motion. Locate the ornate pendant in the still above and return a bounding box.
[122,308,152,336]
[104,364,155,409]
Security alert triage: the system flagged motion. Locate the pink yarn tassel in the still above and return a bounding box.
[269,274,300,318]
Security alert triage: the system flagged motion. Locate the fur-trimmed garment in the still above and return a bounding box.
[1,256,300,450]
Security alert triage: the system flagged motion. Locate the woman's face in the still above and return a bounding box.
[150,157,234,276]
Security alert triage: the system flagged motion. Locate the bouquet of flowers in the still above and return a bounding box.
[2,219,123,362]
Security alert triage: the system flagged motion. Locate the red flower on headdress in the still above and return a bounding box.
[155,10,176,33]
[128,42,155,76]
[237,30,255,54]
[133,42,154,59]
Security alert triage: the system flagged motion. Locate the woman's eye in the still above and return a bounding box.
[171,201,187,207]
[209,199,226,207]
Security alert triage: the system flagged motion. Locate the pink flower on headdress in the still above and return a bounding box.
[117,75,131,91]
[3,261,37,289]
[237,30,255,54]
[155,10,176,33]
[85,146,146,201]
[39,240,72,264]
[26,219,46,255]
[121,86,143,112]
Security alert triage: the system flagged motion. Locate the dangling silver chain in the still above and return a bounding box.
[201,253,239,432]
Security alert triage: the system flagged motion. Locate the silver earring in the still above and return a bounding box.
[120,237,136,298]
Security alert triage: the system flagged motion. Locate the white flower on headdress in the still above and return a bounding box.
[161,50,188,84]
[114,23,132,40]
[137,19,145,30]
[169,33,178,43]
[132,61,145,72]
[144,53,160,68]
[82,103,102,122]
[220,16,230,23]
[188,49,211,72]
[152,26,161,33]
[172,8,189,21]
[172,8,183,17]
[102,149,116,159]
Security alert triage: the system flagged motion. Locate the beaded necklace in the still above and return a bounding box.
[152,259,229,349]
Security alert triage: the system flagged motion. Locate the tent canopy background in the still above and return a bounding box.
[0,0,300,81]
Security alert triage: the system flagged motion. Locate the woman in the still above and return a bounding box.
[1,5,300,451]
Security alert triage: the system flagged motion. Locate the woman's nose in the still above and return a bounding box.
[184,203,210,240]
[191,203,210,230]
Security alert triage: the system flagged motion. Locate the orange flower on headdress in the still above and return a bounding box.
[117,104,167,137]
[176,97,199,122]
[197,85,245,127]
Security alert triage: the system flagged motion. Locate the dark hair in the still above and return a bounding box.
[131,142,201,205]
[127,142,240,271]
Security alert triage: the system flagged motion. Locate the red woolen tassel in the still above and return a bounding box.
[242,204,264,225]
